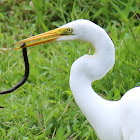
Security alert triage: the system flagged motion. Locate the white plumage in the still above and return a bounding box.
[57,20,140,140]
[16,19,140,140]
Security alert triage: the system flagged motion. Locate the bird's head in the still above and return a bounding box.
[13,19,98,49]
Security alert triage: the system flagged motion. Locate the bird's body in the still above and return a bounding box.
[67,20,140,140]
[120,87,140,140]
[15,19,140,140]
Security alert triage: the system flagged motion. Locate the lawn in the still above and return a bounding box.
[0,0,140,139]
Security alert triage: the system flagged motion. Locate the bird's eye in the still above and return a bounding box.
[67,28,73,33]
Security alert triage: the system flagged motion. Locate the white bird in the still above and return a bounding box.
[14,19,140,140]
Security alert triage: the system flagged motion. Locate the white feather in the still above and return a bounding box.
[57,19,140,140]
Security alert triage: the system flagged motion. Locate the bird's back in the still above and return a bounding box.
[120,87,140,139]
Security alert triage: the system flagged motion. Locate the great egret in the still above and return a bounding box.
[14,19,140,140]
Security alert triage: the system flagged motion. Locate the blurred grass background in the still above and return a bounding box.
[0,0,140,139]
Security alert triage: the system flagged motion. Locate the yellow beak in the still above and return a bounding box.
[13,27,72,50]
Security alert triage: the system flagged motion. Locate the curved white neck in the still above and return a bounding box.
[69,29,122,139]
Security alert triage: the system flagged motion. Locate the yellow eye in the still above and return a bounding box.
[67,28,73,33]
[61,28,73,35]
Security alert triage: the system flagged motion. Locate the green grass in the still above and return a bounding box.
[0,0,140,139]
